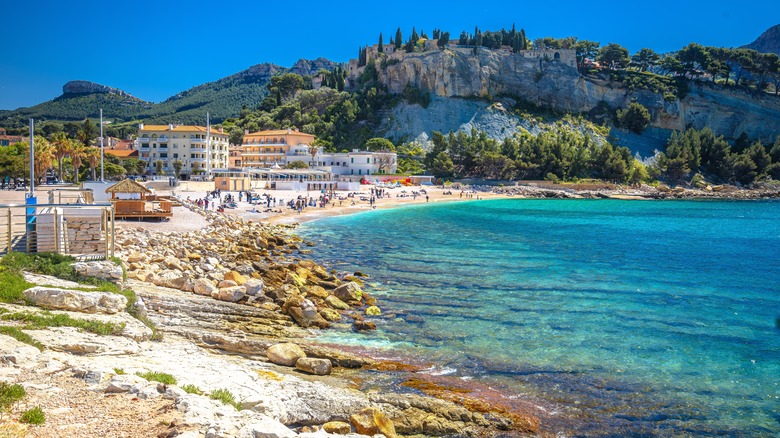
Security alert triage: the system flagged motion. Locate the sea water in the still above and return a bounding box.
[298,199,780,435]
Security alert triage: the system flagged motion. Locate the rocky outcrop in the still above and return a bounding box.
[365,48,780,144]
[23,286,127,314]
[62,80,137,98]
[291,58,341,77]
[742,24,780,55]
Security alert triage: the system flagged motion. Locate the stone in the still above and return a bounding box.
[350,407,397,438]
[325,295,350,310]
[322,421,352,434]
[237,417,296,438]
[72,261,124,283]
[243,278,264,296]
[303,285,329,299]
[223,271,247,285]
[294,357,332,376]
[192,278,217,296]
[334,282,363,302]
[217,286,246,302]
[287,306,331,329]
[23,286,127,314]
[365,306,382,316]
[163,256,184,271]
[319,308,342,322]
[266,343,306,367]
[218,279,238,288]
[353,321,377,331]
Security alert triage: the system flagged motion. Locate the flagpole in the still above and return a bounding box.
[29,119,35,196]
[100,109,104,182]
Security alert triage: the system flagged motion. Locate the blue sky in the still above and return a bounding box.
[0,0,776,110]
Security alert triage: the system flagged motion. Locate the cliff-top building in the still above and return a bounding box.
[136,124,229,179]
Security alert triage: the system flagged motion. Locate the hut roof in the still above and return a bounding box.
[105,178,152,194]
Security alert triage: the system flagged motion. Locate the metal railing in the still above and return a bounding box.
[0,203,115,260]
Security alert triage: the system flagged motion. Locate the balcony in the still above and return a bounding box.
[190,138,205,143]
[138,144,150,151]
[190,145,206,151]
[242,152,285,157]
[158,136,169,142]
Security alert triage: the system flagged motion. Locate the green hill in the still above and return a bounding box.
[0,58,340,132]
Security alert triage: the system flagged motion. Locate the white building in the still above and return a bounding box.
[308,149,397,177]
[136,124,229,179]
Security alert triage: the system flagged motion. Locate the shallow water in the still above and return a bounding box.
[299,199,780,436]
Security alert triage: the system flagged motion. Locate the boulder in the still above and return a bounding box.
[288,306,331,329]
[334,282,363,302]
[23,286,127,314]
[325,295,350,310]
[322,421,352,434]
[303,285,329,299]
[237,418,296,438]
[295,357,333,376]
[266,343,306,367]
[353,321,377,331]
[218,279,238,288]
[162,256,184,271]
[319,308,342,322]
[350,407,397,438]
[217,286,246,302]
[223,271,247,285]
[192,278,217,296]
[243,279,264,296]
[365,306,382,316]
[72,261,124,284]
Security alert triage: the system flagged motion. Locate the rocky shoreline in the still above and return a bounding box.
[1,200,542,437]
[490,182,780,200]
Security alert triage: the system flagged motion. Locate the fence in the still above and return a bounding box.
[0,203,115,260]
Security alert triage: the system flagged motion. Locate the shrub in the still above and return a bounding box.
[0,382,26,411]
[617,102,651,134]
[113,368,125,375]
[19,406,45,425]
[209,388,241,410]
[0,326,44,351]
[181,384,202,395]
[136,371,177,385]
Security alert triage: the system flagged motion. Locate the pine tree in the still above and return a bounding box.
[395,27,402,50]
[378,33,383,52]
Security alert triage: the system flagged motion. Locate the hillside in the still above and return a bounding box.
[0,58,340,130]
[742,24,780,55]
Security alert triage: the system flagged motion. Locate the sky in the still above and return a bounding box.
[1,0,777,110]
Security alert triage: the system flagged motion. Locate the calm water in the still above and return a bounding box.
[299,199,780,436]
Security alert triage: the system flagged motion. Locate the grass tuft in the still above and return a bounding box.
[19,406,45,425]
[209,388,242,410]
[113,368,125,375]
[0,310,124,336]
[181,384,202,395]
[0,382,26,411]
[0,326,44,351]
[136,371,177,385]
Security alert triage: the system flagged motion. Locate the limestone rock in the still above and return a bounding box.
[243,278,264,296]
[325,295,349,310]
[237,418,296,438]
[294,357,332,376]
[217,286,246,303]
[322,421,352,434]
[218,279,238,288]
[25,327,140,355]
[365,306,381,316]
[266,343,306,367]
[23,286,127,314]
[223,271,247,285]
[353,321,376,331]
[350,407,397,438]
[333,282,363,303]
[193,278,217,296]
[319,308,342,322]
[72,260,124,284]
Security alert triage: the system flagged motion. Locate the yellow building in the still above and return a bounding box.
[136,124,229,178]
[241,129,315,168]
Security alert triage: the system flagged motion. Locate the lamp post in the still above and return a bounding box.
[100,109,104,182]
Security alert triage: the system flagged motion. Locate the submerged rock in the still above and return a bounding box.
[295,357,332,375]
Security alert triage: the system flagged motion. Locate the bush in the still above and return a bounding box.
[617,102,651,134]
[181,384,202,395]
[209,388,241,410]
[0,382,26,411]
[19,406,45,425]
[136,371,177,385]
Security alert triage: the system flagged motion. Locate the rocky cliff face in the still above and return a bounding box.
[365,48,780,143]
[742,24,780,55]
[62,80,137,98]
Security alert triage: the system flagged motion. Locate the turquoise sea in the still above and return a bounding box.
[298,199,780,436]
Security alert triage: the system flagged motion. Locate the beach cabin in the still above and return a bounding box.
[106,179,172,220]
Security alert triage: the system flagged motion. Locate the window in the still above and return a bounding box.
[173,153,179,159]
[367,158,370,163]
[351,158,354,163]
[160,153,168,158]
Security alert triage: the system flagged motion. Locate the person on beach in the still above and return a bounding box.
[426,195,429,202]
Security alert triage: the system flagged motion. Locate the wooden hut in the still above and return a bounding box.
[105,179,172,219]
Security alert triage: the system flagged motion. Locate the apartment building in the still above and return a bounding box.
[241,129,315,169]
[136,124,229,178]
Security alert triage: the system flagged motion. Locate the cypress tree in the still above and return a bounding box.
[395,27,402,49]
[411,27,419,44]
[378,33,383,52]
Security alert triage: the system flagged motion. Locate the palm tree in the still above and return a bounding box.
[85,146,100,181]
[51,132,70,182]
[70,141,86,183]
[31,136,54,183]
